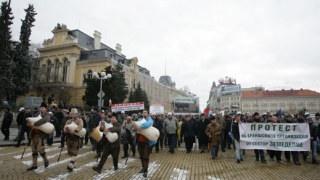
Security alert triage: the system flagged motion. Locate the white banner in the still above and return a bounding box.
[149,104,164,114]
[239,123,310,151]
[110,102,144,112]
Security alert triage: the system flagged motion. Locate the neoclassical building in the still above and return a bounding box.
[26,24,188,112]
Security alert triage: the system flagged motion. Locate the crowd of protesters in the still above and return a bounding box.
[2,106,320,166]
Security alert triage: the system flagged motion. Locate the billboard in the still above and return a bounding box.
[149,104,164,114]
[174,97,200,115]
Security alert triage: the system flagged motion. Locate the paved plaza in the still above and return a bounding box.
[0,135,319,180]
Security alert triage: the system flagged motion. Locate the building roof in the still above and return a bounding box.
[242,89,320,98]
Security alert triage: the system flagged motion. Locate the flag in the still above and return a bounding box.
[204,103,210,115]
[276,109,282,116]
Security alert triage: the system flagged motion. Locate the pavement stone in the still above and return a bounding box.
[0,129,319,179]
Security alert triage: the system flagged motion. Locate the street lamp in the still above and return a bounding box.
[92,71,112,111]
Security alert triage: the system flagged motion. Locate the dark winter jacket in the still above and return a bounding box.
[49,116,58,126]
[153,118,164,137]
[2,111,13,128]
[54,111,65,124]
[232,122,241,141]
[89,113,100,129]
[309,123,318,141]
[181,120,196,138]
[16,112,25,126]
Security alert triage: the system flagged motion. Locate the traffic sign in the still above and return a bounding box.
[98,99,104,106]
[97,90,105,98]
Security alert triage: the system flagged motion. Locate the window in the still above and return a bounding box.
[82,74,87,86]
[62,59,68,82]
[46,60,52,82]
[87,70,93,79]
[54,59,59,82]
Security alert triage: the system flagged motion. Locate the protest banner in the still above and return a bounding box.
[239,123,310,151]
[149,104,164,114]
[110,102,144,112]
[174,97,199,115]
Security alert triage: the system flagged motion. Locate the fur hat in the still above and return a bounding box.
[70,108,78,115]
[40,102,47,108]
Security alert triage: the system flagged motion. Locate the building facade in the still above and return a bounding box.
[208,76,241,114]
[25,24,188,112]
[242,89,320,114]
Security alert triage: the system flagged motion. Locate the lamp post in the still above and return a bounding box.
[92,71,112,111]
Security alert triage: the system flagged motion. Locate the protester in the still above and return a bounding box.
[121,116,135,158]
[1,107,13,141]
[181,115,196,153]
[164,112,180,154]
[88,108,100,151]
[26,102,50,171]
[205,116,222,159]
[133,110,156,178]
[150,113,163,153]
[252,112,267,163]
[92,113,121,173]
[64,108,84,171]
[268,116,283,164]
[232,114,243,163]
[215,112,226,152]
[303,117,319,165]
[197,113,210,153]
[54,108,65,137]
[15,107,32,147]
[284,114,301,165]
[47,112,58,146]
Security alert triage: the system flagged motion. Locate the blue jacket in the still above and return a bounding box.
[133,116,157,146]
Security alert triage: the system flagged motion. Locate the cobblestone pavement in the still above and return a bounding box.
[0,141,319,180]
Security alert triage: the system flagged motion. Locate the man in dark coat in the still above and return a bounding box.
[284,114,301,165]
[15,107,25,141]
[150,113,163,153]
[15,107,32,147]
[47,112,58,146]
[54,108,65,137]
[1,107,13,140]
[59,112,70,148]
[197,113,210,153]
[88,108,101,151]
[303,117,319,165]
[252,112,267,163]
[181,115,196,153]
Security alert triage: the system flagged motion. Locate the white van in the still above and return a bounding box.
[24,96,43,110]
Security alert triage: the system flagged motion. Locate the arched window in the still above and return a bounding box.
[54,59,59,82]
[62,59,68,82]
[87,70,92,79]
[46,60,52,82]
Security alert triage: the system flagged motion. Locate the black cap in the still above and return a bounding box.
[253,112,259,116]
[93,108,98,111]
[200,113,206,116]
[40,102,47,108]
[315,113,320,116]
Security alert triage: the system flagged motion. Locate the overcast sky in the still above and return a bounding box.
[8,0,320,110]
